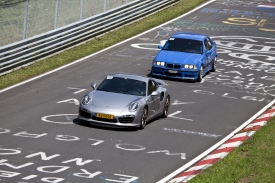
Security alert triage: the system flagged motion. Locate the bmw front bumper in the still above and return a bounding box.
[151,66,200,80]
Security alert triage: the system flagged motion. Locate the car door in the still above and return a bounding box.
[206,37,215,63]
[146,80,160,118]
[203,38,212,68]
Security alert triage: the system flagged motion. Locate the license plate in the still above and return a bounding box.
[168,70,178,74]
[96,113,114,119]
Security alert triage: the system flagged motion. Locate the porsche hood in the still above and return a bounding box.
[89,91,142,109]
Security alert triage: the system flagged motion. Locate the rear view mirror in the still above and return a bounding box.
[151,91,158,96]
[91,83,97,90]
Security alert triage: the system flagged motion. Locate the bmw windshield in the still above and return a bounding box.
[162,38,203,54]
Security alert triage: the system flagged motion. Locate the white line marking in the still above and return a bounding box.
[168,111,193,121]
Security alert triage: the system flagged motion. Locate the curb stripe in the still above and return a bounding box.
[224,136,249,144]
[203,152,229,160]
[210,147,235,154]
[167,105,275,183]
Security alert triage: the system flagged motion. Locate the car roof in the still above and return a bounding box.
[171,32,208,41]
[108,73,148,82]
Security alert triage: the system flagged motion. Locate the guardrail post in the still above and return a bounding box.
[104,0,107,11]
[80,0,84,20]
[23,0,29,39]
[54,0,60,29]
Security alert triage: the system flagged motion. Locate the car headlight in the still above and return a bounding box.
[81,95,91,105]
[153,61,165,66]
[129,102,140,112]
[184,64,197,69]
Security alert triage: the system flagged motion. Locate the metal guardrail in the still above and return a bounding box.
[0,0,179,76]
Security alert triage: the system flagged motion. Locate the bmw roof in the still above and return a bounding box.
[170,32,208,41]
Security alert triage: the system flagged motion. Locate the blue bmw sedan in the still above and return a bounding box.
[151,32,217,82]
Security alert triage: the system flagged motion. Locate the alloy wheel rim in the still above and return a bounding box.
[200,67,203,79]
[164,98,170,116]
[141,108,147,127]
[214,57,217,69]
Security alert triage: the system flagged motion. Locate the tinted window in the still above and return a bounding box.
[162,38,202,54]
[206,37,212,49]
[97,76,146,96]
[147,80,158,95]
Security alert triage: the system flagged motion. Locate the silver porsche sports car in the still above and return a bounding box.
[78,73,170,129]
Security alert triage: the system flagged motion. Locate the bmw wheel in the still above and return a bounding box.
[162,96,170,118]
[197,66,203,82]
[211,57,217,72]
[139,107,148,129]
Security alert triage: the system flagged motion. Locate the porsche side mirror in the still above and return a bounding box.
[91,83,97,90]
[151,91,158,96]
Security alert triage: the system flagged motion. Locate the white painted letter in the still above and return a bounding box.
[105,174,139,183]
[0,159,33,169]
[62,158,101,166]
[55,135,80,141]
[0,148,21,155]
[0,170,20,178]
[0,128,11,134]
[13,131,47,138]
[41,177,64,183]
[115,144,146,151]
[73,169,102,178]
[26,152,60,160]
[56,99,80,106]
[37,166,70,173]
[88,139,104,146]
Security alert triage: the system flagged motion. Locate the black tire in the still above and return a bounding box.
[162,96,170,118]
[197,66,203,82]
[211,56,217,72]
[139,107,148,129]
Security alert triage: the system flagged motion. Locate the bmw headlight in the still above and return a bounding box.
[81,95,91,105]
[153,61,165,66]
[184,64,197,69]
[129,102,140,112]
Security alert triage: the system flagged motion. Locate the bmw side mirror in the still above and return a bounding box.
[91,83,97,90]
[158,45,163,49]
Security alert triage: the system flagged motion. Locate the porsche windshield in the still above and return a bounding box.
[162,38,203,54]
[97,77,146,96]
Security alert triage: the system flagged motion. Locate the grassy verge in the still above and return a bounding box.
[189,116,275,183]
[0,0,207,90]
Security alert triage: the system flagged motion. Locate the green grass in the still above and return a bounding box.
[1,1,275,182]
[0,0,207,90]
[189,116,275,183]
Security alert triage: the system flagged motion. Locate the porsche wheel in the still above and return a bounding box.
[197,66,203,82]
[162,96,170,118]
[139,107,148,129]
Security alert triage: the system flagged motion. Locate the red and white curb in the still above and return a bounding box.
[167,105,275,183]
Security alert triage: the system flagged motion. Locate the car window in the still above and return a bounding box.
[204,39,209,50]
[162,38,202,54]
[147,80,158,95]
[206,37,212,50]
[97,76,146,96]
